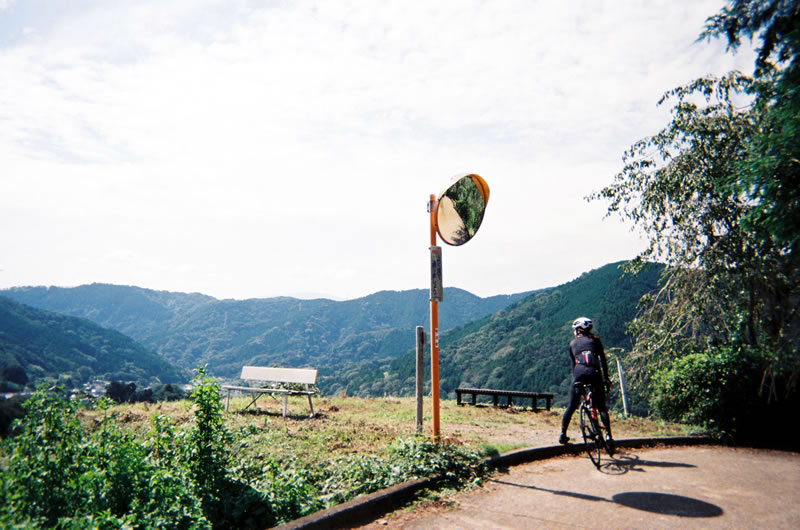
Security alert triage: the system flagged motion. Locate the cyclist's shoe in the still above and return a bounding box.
[605,434,615,455]
[558,433,570,445]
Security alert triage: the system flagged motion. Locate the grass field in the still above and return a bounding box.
[90,393,693,468]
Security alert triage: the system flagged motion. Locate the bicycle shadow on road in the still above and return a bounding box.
[488,478,723,518]
[597,451,697,475]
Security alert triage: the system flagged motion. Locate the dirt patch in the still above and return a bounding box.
[434,406,565,450]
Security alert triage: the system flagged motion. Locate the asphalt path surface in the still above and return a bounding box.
[360,445,800,529]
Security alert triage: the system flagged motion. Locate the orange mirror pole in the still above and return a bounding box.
[429,194,441,441]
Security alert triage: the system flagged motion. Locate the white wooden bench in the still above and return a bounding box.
[221,366,317,417]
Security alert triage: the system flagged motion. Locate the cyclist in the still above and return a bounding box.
[558,317,614,452]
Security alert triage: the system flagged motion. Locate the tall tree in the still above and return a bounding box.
[701,0,800,260]
[592,67,799,438]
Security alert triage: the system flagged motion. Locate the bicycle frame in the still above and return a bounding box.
[583,386,597,419]
[577,382,608,468]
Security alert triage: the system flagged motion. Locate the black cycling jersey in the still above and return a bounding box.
[561,332,612,436]
[568,334,609,376]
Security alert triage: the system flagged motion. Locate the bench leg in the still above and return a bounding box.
[308,395,315,418]
[243,391,262,411]
[471,393,476,406]
[225,389,231,411]
[457,391,462,406]
[546,397,552,411]
[493,395,498,407]
[283,394,289,418]
[508,396,513,409]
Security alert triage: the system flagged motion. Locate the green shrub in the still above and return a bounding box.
[388,436,487,486]
[0,388,208,528]
[225,435,487,526]
[1,379,489,528]
[187,367,275,529]
[3,388,87,525]
[186,367,231,522]
[650,345,782,441]
[241,457,323,523]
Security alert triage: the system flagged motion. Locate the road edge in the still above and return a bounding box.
[276,436,714,529]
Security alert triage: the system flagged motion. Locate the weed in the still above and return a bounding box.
[0,386,208,528]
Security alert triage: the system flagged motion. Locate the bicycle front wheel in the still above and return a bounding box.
[579,405,602,468]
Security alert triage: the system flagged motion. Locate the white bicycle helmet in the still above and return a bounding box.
[572,317,592,332]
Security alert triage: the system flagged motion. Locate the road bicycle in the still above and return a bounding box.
[577,382,613,468]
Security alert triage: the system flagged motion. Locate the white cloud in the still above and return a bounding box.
[0,0,757,299]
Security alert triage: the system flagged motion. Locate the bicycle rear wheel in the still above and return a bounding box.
[579,405,602,468]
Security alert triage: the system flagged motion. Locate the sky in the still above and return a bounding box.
[0,0,757,301]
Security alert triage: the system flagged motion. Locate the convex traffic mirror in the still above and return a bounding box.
[435,173,490,246]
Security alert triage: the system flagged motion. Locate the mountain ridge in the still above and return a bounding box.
[1,262,662,399]
[1,284,535,383]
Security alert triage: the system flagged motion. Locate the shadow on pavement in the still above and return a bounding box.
[613,492,723,517]
[599,452,697,475]
[489,479,608,503]
[488,480,723,518]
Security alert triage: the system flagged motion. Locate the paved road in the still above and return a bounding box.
[360,445,800,529]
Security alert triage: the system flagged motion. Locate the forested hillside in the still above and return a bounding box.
[332,262,663,401]
[0,296,185,390]
[2,284,532,381]
[1,266,658,398]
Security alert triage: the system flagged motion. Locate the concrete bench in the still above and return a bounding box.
[222,366,317,417]
[455,387,554,411]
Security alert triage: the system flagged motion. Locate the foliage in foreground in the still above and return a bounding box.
[0,389,207,528]
[0,377,488,528]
